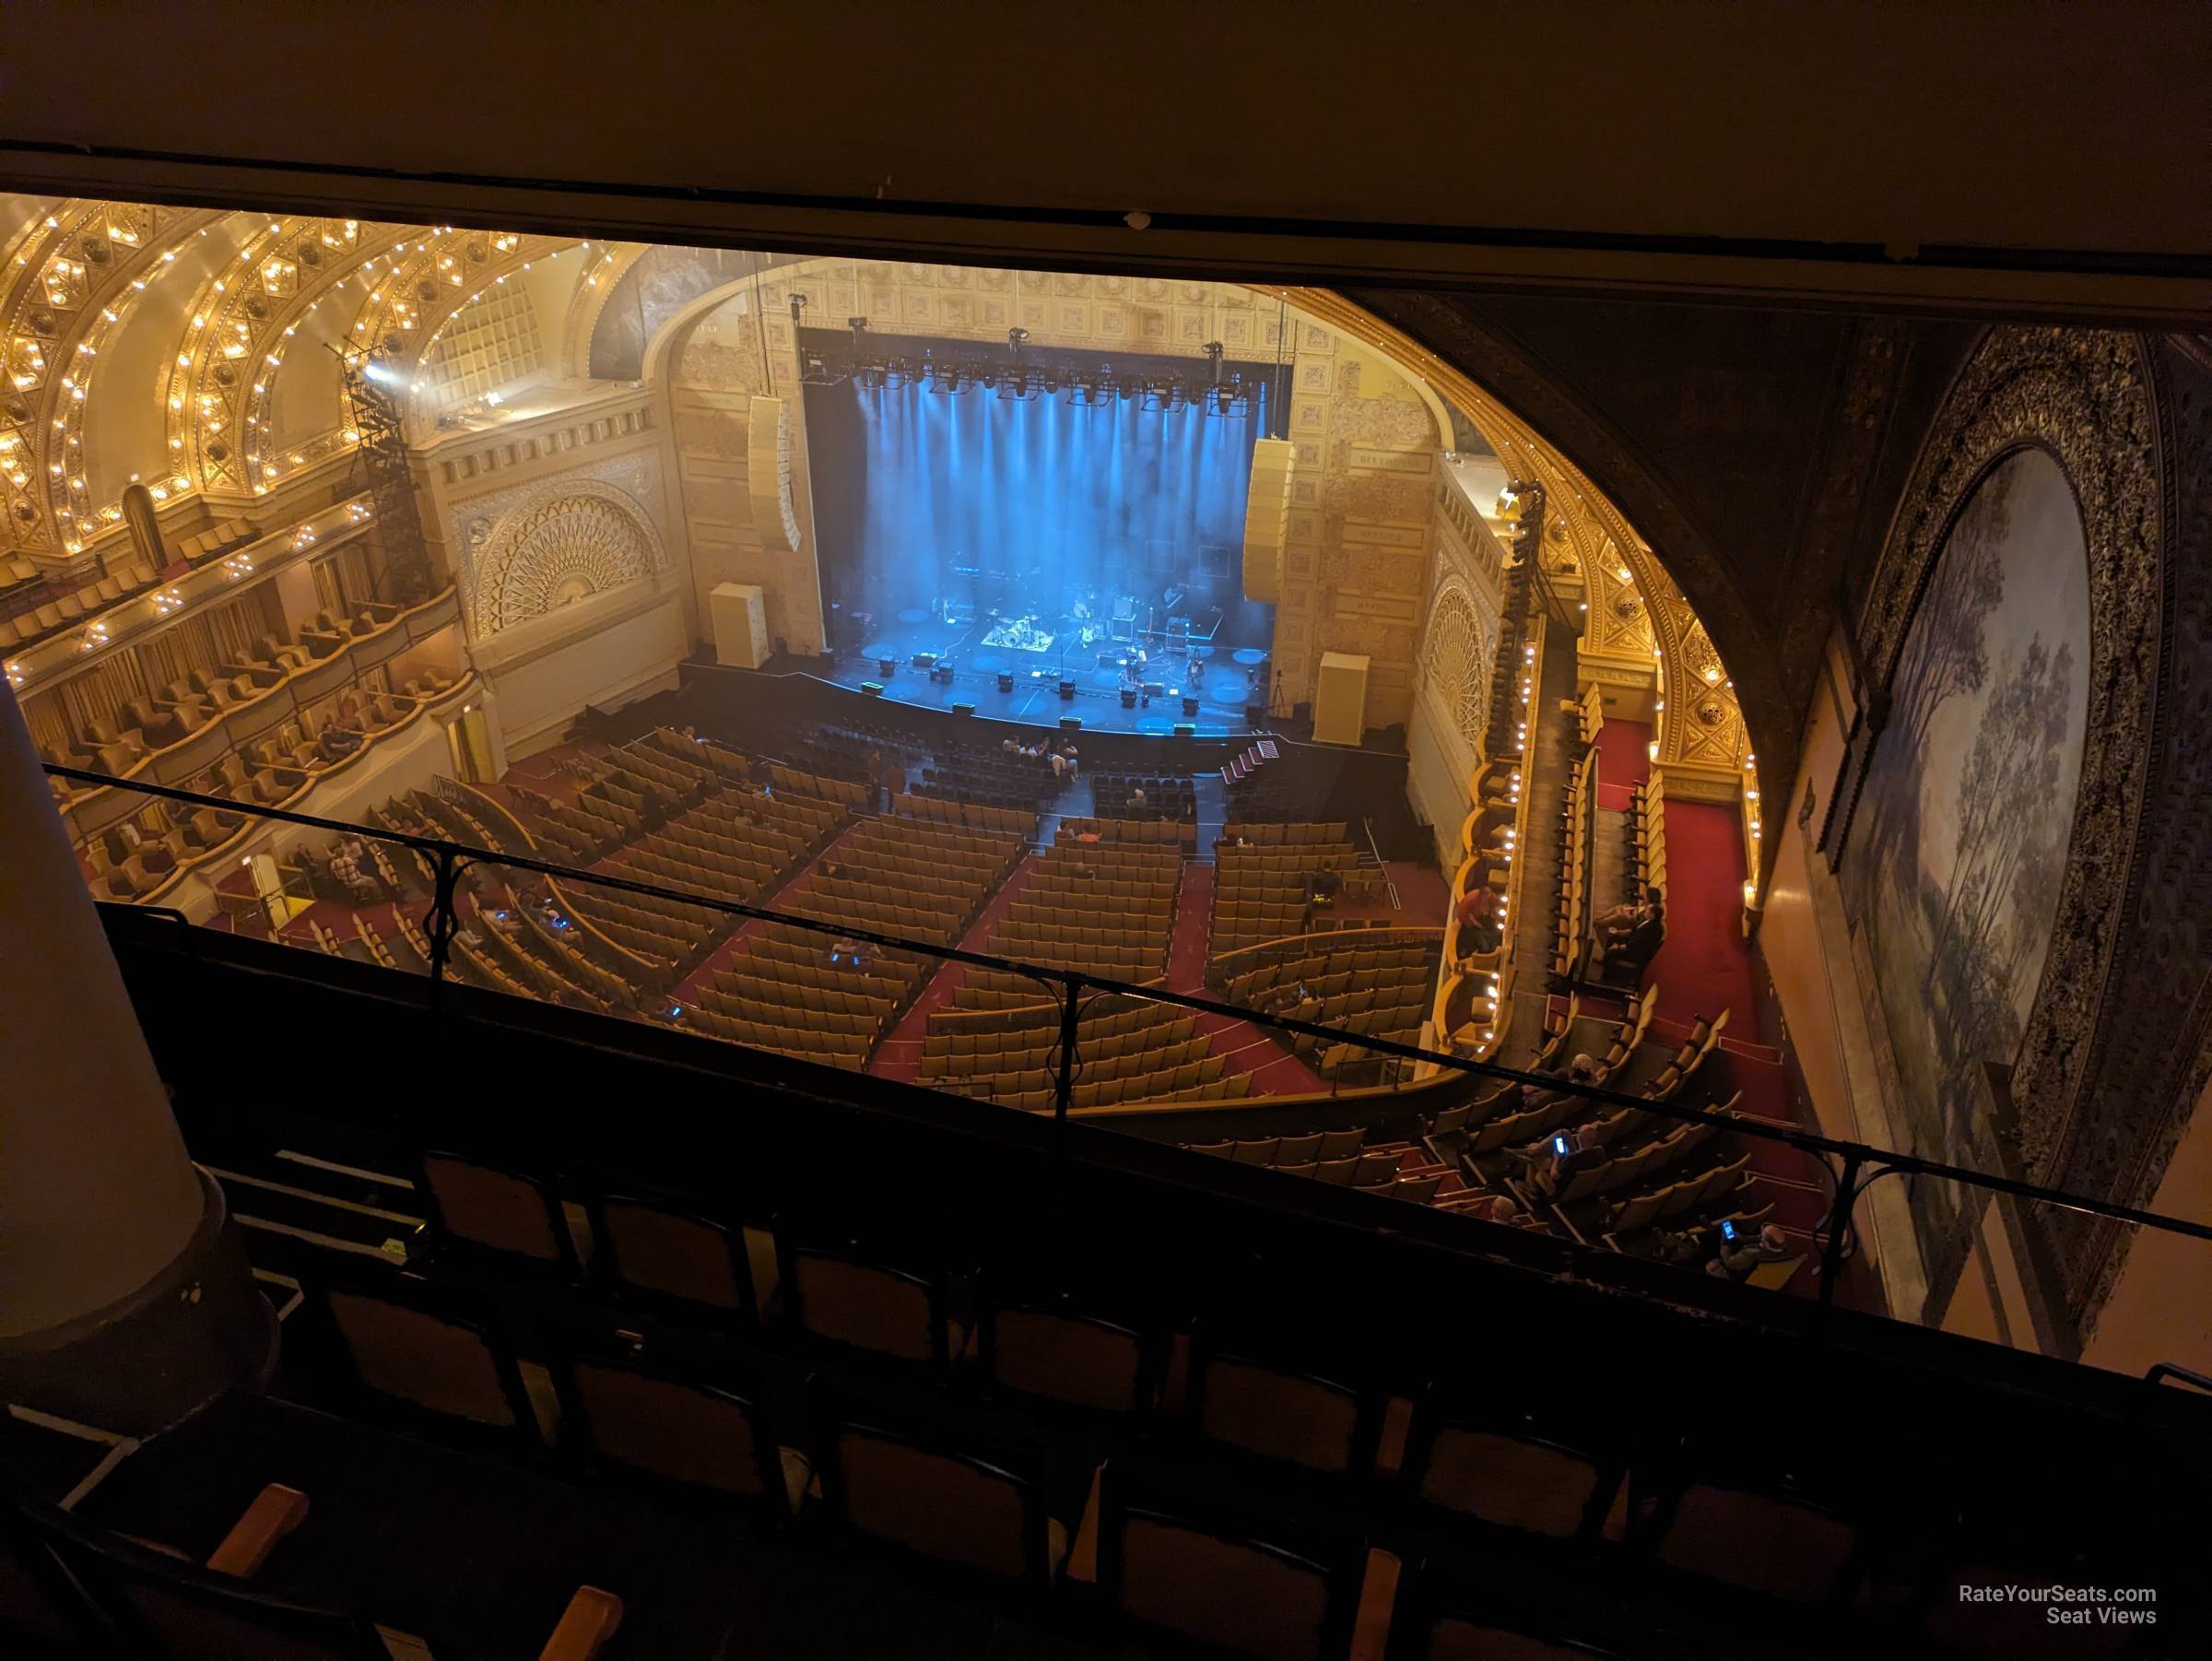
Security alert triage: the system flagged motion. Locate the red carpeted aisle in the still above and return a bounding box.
[1593,717,1652,811]
[669,818,869,1007]
[1171,865,1326,1096]
[869,853,1036,1085]
[1646,800,1757,1035]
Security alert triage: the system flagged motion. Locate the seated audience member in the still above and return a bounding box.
[1532,1126,1609,1197]
[1596,885,1661,939]
[1527,1053,1599,1113]
[1488,1196,1545,1231]
[1600,884,1664,953]
[1706,1224,1793,1280]
[1604,901,1665,975]
[1455,881,1503,954]
[316,723,364,764]
[1050,749,1068,783]
[327,841,376,901]
[1003,737,1021,756]
[1129,784,1147,811]
[1259,982,1321,1026]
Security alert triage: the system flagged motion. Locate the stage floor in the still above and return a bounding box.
[833,611,1273,737]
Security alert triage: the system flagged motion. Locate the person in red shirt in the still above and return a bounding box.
[1455,881,1501,953]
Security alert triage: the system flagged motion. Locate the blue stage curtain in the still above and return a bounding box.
[806,377,1271,647]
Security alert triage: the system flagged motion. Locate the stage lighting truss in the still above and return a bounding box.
[821,340,1255,414]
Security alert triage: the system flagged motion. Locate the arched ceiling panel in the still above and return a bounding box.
[78,214,254,507]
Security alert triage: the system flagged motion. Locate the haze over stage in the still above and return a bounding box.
[803,343,1278,734]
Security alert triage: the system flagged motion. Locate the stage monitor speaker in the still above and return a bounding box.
[1173,722,1196,737]
[1312,651,1370,747]
[997,672,1015,692]
[1182,694,1200,716]
[1057,677,1077,699]
[747,396,801,553]
[1241,437,1295,605]
[1060,716,1083,732]
[953,701,975,716]
[1120,687,1137,708]
[862,681,884,697]
[912,652,936,668]
[879,657,898,677]
[708,583,771,669]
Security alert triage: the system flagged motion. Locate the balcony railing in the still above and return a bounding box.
[44,760,2212,1361]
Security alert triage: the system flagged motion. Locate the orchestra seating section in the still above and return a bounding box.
[973,841,1182,984]
[919,994,1241,1109]
[689,925,911,1069]
[889,791,1034,836]
[695,814,1025,1069]
[1089,769,1196,820]
[1053,814,1196,851]
[1210,931,1442,1080]
[1210,823,1360,952]
[600,782,843,921]
[903,735,1072,813]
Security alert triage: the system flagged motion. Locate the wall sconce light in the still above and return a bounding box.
[1646,740,1660,764]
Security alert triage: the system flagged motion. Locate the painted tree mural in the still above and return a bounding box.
[1849,449,2089,1290]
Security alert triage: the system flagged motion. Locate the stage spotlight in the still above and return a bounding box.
[848,315,869,345]
[798,349,843,387]
[1006,326,1030,357]
[996,371,1036,401]
[788,293,809,324]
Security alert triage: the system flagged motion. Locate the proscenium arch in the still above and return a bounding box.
[628,261,1749,790]
[629,259,1460,446]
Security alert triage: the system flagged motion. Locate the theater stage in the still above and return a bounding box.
[828,607,1275,737]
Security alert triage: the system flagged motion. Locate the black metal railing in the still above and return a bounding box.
[46,762,2212,1322]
